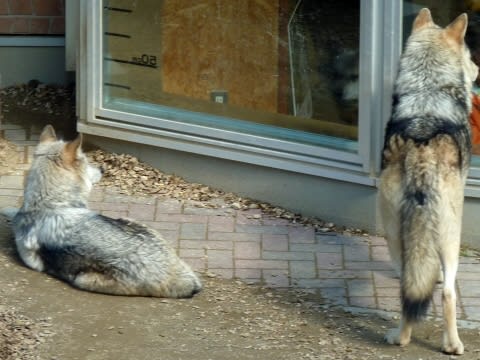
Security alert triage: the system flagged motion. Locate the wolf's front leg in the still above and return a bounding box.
[15,235,45,272]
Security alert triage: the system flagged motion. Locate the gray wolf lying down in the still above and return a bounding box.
[6,125,202,298]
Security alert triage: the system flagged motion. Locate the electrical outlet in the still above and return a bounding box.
[210,90,228,104]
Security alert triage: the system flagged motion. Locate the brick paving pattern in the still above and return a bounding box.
[3,122,480,326]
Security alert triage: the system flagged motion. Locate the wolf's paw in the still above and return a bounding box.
[169,272,203,298]
[385,328,410,346]
[442,338,464,355]
[180,276,202,298]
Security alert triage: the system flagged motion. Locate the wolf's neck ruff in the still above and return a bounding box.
[382,115,471,171]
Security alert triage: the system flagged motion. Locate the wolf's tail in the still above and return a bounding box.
[0,207,18,220]
[400,142,441,322]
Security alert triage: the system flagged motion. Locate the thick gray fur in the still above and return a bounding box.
[379,8,478,354]
[10,125,202,298]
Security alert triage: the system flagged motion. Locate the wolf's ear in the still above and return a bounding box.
[412,8,434,32]
[445,13,468,45]
[39,125,57,143]
[62,133,82,166]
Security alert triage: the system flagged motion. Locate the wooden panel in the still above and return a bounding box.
[161,0,279,112]
[103,1,359,140]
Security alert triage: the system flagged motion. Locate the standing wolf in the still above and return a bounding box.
[379,8,478,355]
[7,125,202,298]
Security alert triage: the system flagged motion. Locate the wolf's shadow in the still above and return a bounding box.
[0,215,24,265]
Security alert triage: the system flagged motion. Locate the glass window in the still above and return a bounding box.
[102,1,360,150]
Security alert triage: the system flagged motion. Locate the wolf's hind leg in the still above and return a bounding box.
[385,318,413,346]
[378,192,402,277]
[438,183,464,355]
[73,272,135,296]
[152,262,203,298]
[440,238,463,354]
[378,153,404,278]
[384,225,402,278]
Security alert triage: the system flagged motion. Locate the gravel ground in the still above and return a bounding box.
[0,134,47,359]
[0,310,51,360]
[87,149,341,233]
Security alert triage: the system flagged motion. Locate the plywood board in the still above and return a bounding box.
[104,0,279,113]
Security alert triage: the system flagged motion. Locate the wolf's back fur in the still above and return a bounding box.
[379,8,477,354]
[11,125,202,298]
[385,136,462,319]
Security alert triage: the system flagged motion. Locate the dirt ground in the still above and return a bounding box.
[1,85,480,359]
[0,214,480,360]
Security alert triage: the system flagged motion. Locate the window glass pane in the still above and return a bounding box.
[103,0,360,150]
[403,1,480,165]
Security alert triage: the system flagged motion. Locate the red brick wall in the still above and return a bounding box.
[0,0,65,34]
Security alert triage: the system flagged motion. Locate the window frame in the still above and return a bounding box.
[77,0,402,187]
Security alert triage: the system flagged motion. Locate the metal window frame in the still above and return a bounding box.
[77,0,400,187]
[0,36,65,47]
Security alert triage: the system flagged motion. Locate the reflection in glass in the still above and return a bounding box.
[103,0,360,148]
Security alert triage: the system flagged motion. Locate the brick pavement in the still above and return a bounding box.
[3,121,480,326]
